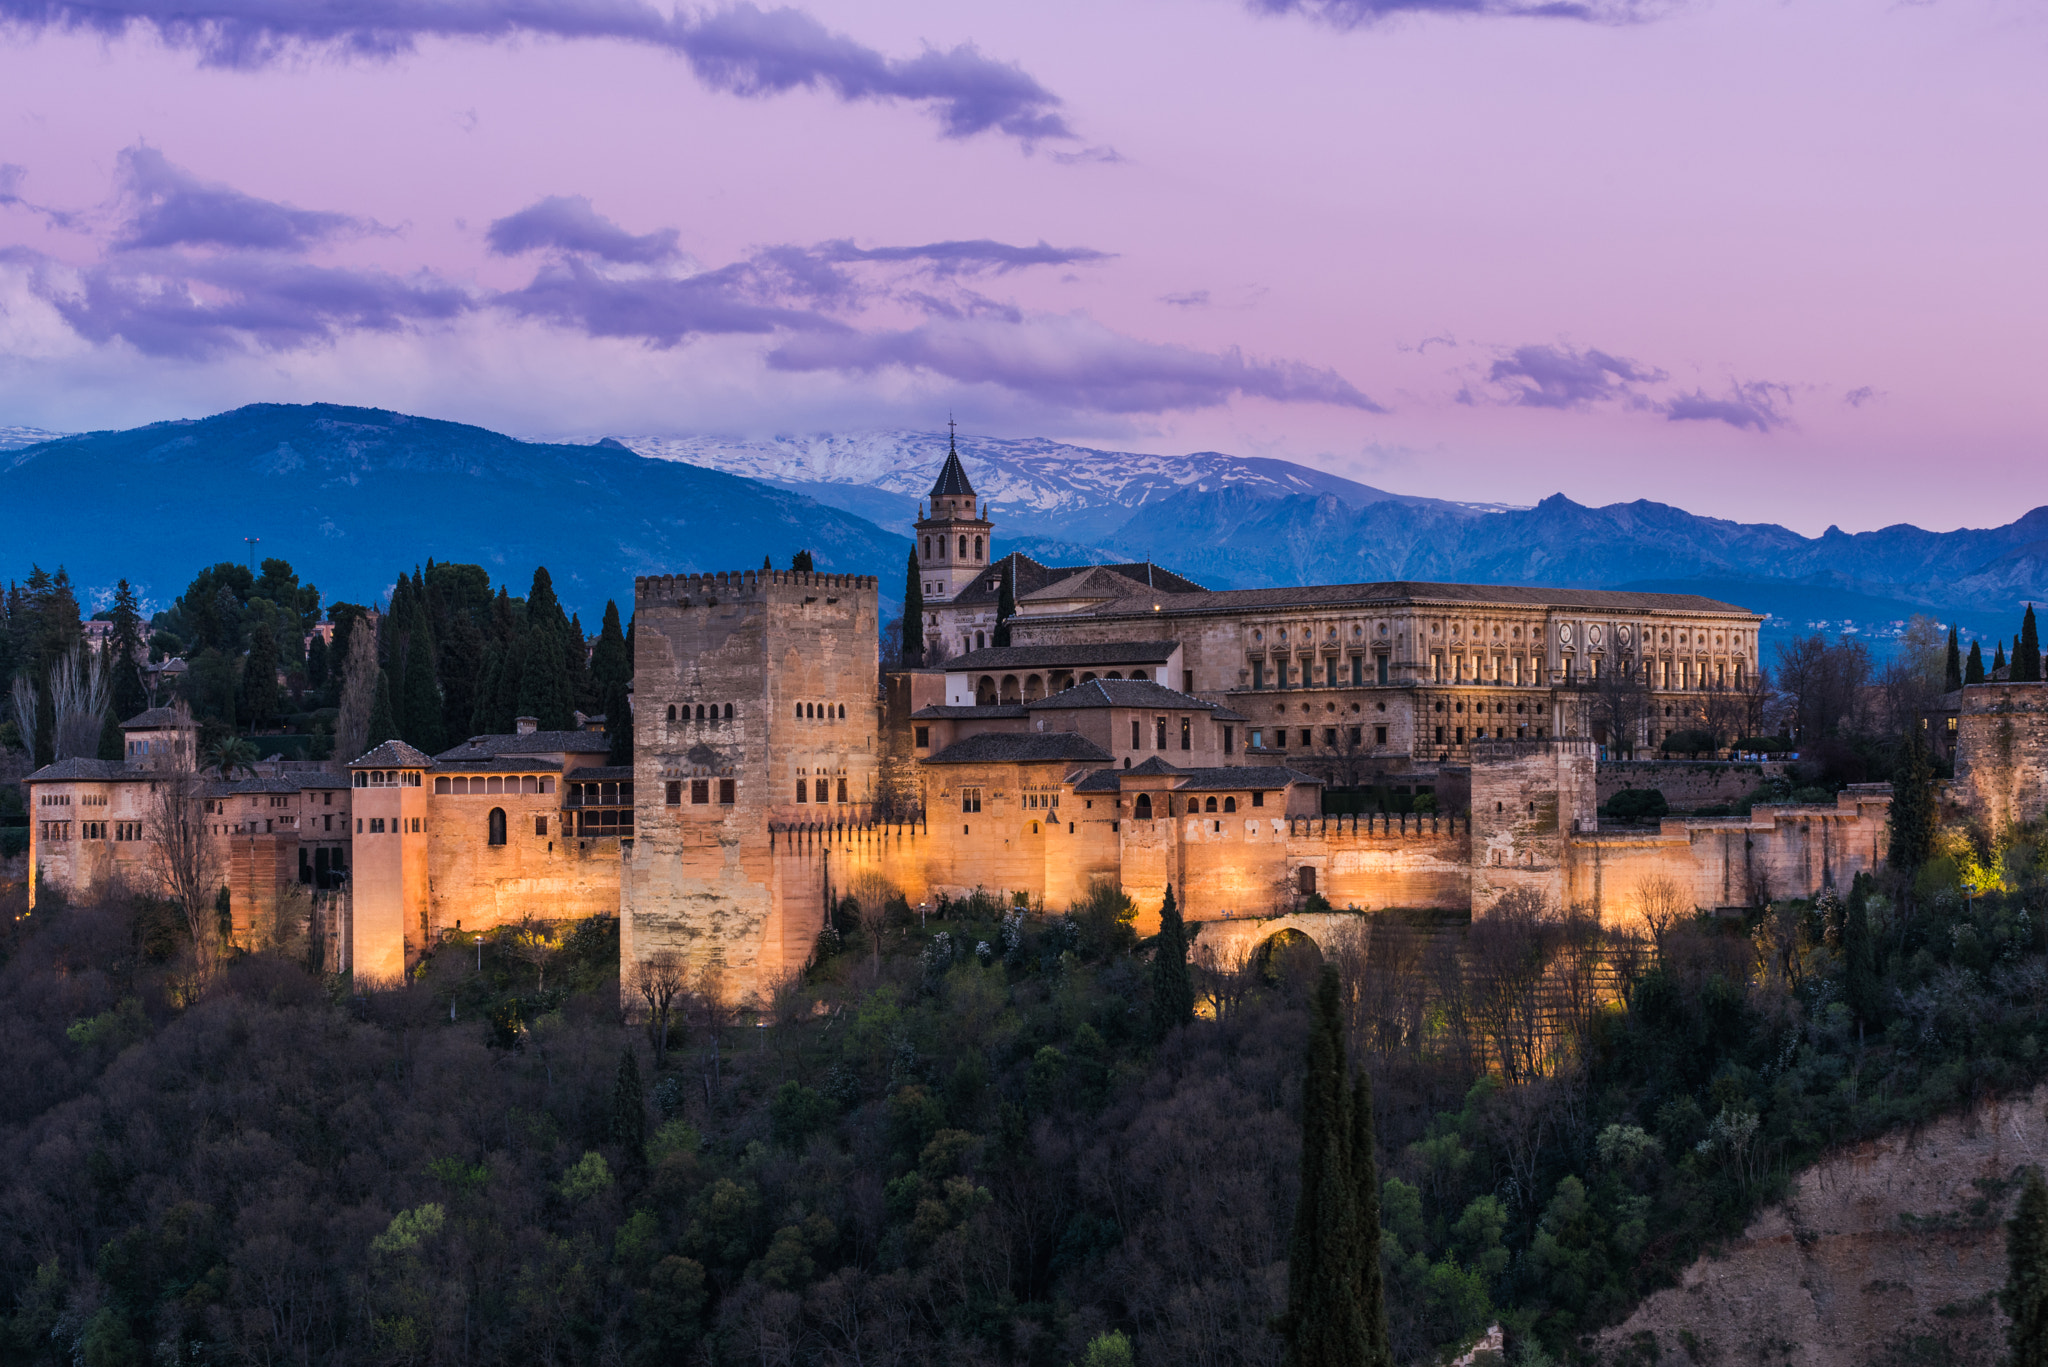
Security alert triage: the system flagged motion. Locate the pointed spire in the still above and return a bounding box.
[928,420,976,500]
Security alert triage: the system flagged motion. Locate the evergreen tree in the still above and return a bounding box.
[569,611,598,714]
[591,600,630,695]
[994,563,1016,648]
[791,549,814,573]
[1967,640,1987,686]
[1888,727,1937,869]
[1996,641,2008,675]
[1149,884,1195,1037]
[400,599,443,754]
[2004,1167,2048,1367]
[763,554,773,571]
[516,617,573,730]
[1280,964,1391,1367]
[2019,604,2042,683]
[1944,625,1963,693]
[306,632,330,697]
[365,669,398,750]
[612,1047,647,1171]
[107,579,149,728]
[470,642,501,738]
[605,677,633,766]
[240,622,282,732]
[901,550,925,668]
[1843,872,1880,1025]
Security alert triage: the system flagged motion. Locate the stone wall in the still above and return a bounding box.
[1951,681,2048,831]
[1597,759,1786,809]
[1469,739,1598,911]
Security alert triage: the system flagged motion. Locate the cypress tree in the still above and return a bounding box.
[516,617,573,730]
[2019,605,2042,683]
[791,549,814,573]
[994,564,1016,648]
[902,550,924,668]
[1149,883,1195,1037]
[1944,626,1963,693]
[1996,641,2008,675]
[108,580,149,722]
[612,1046,647,1171]
[1280,964,1390,1367]
[604,677,633,766]
[2004,1168,2048,1367]
[1967,640,1987,686]
[591,600,629,695]
[1888,727,1937,869]
[365,669,398,750]
[306,631,330,696]
[469,642,501,738]
[400,600,443,754]
[1843,872,1880,1025]
[240,622,282,732]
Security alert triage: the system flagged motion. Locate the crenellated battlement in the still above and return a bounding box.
[634,569,880,600]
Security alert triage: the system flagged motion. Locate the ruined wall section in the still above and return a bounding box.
[1468,739,1597,911]
[1598,760,1787,809]
[1952,682,2048,832]
[625,570,878,1003]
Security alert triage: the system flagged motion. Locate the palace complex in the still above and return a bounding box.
[32,442,2022,1001]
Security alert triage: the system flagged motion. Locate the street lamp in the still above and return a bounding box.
[918,901,929,928]
[474,932,484,972]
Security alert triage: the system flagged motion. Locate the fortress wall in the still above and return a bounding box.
[1468,739,1596,912]
[423,784,622,935]
[1952,682,2048,831]
[1597,760,1787,808]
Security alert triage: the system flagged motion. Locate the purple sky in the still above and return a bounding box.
[0,0,2042,534]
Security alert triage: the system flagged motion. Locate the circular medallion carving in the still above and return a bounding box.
[1588,623,1605,649]
[1558,622,1574,645]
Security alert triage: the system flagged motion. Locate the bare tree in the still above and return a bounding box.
[1631,874,1691,949]
[1773,633,1873,744]
[334,614,380,764]
[6,674,35,759]
[634,949,688,1066]
[508,917,558,991]
[48,647,110,762]
[146,765,223,979]
[1190,937,1260,1020]
[1592,654,1652,756]
[847,869,897,970]
[1466,887,1554,1083]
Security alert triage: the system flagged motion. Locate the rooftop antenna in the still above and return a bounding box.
[244,536,260,571]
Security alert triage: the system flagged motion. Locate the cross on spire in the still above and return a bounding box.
[947,413,957,451]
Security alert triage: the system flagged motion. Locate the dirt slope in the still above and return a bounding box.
[1593,1087,2048,1367]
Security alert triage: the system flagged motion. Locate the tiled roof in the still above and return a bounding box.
[25,757,135,783]
[567,765,634,782]
[923,732,1113,765]
[349,739,435,768]
[211,775,315,795]
[1068,760,1315,792]
[939,552,1203,610]
[434,756,566,773]
[929,445,977,498]
[1028,579,1757,620]
[119,707,195,730]
[435,730,611,759]
[908,704,1029,720]
[943,641,1179,671]
[1025,678,1248,720]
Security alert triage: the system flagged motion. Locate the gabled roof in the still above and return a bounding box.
[120,707,195,730]
[24,757,135,783]
[937,552,1203,611]
[909,704,1030,720]
[923,732,1113,765]
[943,641,1179,671]
[349,739,435,768]
[436,730,611,759]
[929,444,976,498]
[1025,678,1247,720]
[1069,761,1316,792]
[1026,579,1757,621]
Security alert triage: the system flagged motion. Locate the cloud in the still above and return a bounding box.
[486,195,680,264]
[112,146,372,252]
[0,163,22,204]
[493,256,829,346]
[0,0,1072,146]
[764,313,1385,414]
[817,238,1112,275]
[1160,289,1211,308]
[1486,342,1665,409]
[1662,381,1789,432]
[1844,385,1880,408]
[1247,0,1666,27]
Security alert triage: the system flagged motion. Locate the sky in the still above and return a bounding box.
[0,0,2042,536]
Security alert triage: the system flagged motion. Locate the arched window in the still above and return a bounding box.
[796,779,808,803]
[795,703,803,719]
[666,705,676,721]
[973,536,982,560]
[1205,796,1218,812]
[724,703,734,719]
[923,536,931,560]
[837,704,845,718]
[958,535,968,557]
[1031,821,1039,834]
[488,808,507,846]
[696,704,706,721]
[1134,793,1153,819]
[1223,796,1237,813]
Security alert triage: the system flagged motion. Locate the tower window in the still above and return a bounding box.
[1180,717,1191,750]
[838,778,848,803]
[487,808,506,846]
[796,779,808,803]
[1131,718,1141,748]
[719,779,736,804]
[691,780,709,804]
[973,536,982,559]
[666,781,682,805]
[959,535,967,557]
[923,536,931,559]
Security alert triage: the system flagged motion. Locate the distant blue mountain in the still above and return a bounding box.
[0,404,909,617]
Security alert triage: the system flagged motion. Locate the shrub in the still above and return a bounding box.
[1605,789,1669,823]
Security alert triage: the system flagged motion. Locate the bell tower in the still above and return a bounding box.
[912,422,993,605]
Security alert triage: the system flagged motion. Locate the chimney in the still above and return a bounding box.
[515,715,539,735]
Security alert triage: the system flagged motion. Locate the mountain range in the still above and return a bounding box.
[6,405,2045,652]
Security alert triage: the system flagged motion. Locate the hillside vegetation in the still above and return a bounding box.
[3,816,2048,1366]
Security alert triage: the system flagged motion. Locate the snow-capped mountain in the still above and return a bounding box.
[0,424,67,453]
[591,430,1515,544]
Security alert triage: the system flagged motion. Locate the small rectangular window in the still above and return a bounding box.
[838,778,849,803]
[1325,728,1337,746]
[1375,725,1388,744]
[1300,729,1311,747]
[691,779,709,804]
[369,817,385,833]
[1435,726,1444,743]
[718,779,736,804]
[1223,725,1234,755]
[915,725,930,748]
[962,787,982,814]
[1348,727,1361,745]
[1180,717,1191,750]
[1183,670,1194,692]
[1274,729,1287,748]
[796,780,808,803]
[1251,659,1264,689]
[536,814,548,836]
[1131,719,1141,749]
[1252,791,1265,807]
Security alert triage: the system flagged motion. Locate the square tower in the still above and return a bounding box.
[912,436,994,605]
[624,567,879,1002]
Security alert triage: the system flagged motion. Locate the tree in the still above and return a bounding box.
[1592,654,1652,755]
[398,598,443,754]
[791,550,815,573]
[1967,640,1987,686]
[993,564,1015,648]
[146,765,223,979]
[2018,605,2042,683]
[1149,884,1195,1037]
[1843,872,1879,1025]
[107,580,149,722]
[635,951,688,1065]
[204,735,259,780]
[2004,1168,2048,1367]
[591,601,630,695]
[365,669,398,751]
[335,614,380,763]
[1997,641,2008,675]
[240,622,281,732]
[901,550,924,669]
[605,677,633,766]
[612,1047,647,1171]
[1773,634,1873,742]
[1279,963,1391,1367]
[1944,625,1963,693]
[1888,726,1937,867]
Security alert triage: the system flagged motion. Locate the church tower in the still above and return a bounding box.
[912,425,993,605]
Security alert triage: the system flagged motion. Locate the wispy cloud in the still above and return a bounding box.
[1663,381,1789,432]
[0,0,1073,146]
[1247,0,1669,28]
[486,195,681,264]
[1474,340,1791,431]
[1487,342,1664,409]
[112,146,375,252]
